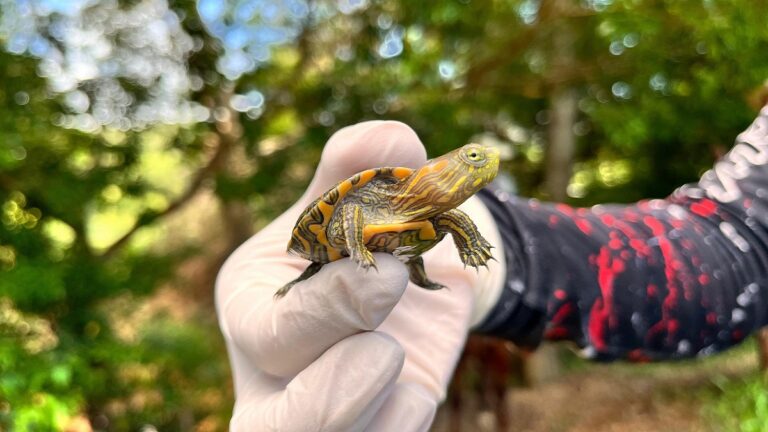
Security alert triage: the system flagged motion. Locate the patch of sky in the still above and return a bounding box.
[197,0,309,79]
[378,25,404,59]
[611,81,632,99]
[0,0,206,131]
[609,40,624,55]
[230,90,265,112]
[517,0,540,24]
[0,0,374,130]
[338,0,368,15]
[197,0,226,22]
[649,73,667,92]
[623,33,639,48]
[438,59,456,80]
[584,0,613,12]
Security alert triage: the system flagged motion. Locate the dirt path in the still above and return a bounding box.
[432,348,756,432]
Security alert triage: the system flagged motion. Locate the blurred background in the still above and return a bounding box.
[1,0,768,430]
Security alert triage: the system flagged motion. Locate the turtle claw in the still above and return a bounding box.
[274,282,295,299]
[365,261,379,273]
[421,281,447,291]
[351,248,377,272]
[460,240,495,269]
[393,245,418,263]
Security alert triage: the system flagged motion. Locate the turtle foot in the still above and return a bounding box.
[406,256,446,291]
[274,281,296,299]
[460,238,495,269]
[350,248,378,272]
[417,280,447,291]
[393,245,418,262]
[273,262,324,300]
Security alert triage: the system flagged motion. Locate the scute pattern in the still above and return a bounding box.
[287,167,413,262]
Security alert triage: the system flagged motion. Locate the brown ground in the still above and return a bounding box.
[432,346,756,432]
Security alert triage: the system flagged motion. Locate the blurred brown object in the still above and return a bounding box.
[63,415,93,432]
[758,328,768,374]
[447,336,530,432]
[747,80,768,110]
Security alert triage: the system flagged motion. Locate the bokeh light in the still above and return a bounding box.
[0,0,206,131]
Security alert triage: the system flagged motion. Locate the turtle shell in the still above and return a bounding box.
[287,166,413,262]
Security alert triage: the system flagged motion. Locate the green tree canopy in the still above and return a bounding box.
[1,0,767,429]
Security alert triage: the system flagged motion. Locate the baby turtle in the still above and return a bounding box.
[276,143,500,298]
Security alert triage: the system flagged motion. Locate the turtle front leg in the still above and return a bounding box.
[407,256,446,290]
[434,209,495,268]
[342,204,377,271]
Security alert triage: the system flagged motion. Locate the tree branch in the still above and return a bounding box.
[100,130,231,259]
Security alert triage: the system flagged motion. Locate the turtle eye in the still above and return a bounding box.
[463,147,486,165]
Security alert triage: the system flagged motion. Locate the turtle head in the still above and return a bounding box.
[453,143,500,190]
[434,143,500,203]
[395,143,499,219]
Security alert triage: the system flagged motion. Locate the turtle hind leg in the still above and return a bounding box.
[342,204,377,271]
[274,262,324,299]
[407,256,446,290]
[434,209,494,269]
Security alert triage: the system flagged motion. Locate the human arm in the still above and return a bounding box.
[473,106,768,361]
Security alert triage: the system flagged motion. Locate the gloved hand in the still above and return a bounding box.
[216,121,506,431]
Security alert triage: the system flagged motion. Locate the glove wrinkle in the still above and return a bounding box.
[365,383,437,432]
[236,254,408,378]
[231,332,404,432]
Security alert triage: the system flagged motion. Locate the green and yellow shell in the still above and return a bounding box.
[277,143,500,298]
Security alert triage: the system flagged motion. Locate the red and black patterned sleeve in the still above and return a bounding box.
[475,107,768,361]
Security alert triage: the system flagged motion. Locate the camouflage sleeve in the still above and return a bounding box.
[475,107,768,361]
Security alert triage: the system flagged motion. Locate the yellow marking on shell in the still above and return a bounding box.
[363,220,437,243]
[337,179,354,196]
[319,170,380,223]
[326,247,342,261]
[392,167,413,179]
[472,178,483,187]
[360,169,378,183]
[309,224,343,261]
[289,167,416,257]
[293,228,312,250]
[309,224,327,243]
[310,225,333,250]
[317,201,335,223]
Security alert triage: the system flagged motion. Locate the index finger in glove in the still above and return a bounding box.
[231,332,405,432]
[302,120,427,202]
[220,252,409,378]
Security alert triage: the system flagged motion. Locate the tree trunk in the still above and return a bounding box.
[758,329,768,373]
[545,87,578,200]
[533,6,579,383]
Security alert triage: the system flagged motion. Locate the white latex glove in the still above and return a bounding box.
[216,121,506,431]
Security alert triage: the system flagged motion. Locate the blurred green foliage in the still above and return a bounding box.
[1,0,768,430]
[705,373,768,432]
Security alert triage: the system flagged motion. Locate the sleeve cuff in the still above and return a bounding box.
[458,195,507,328]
